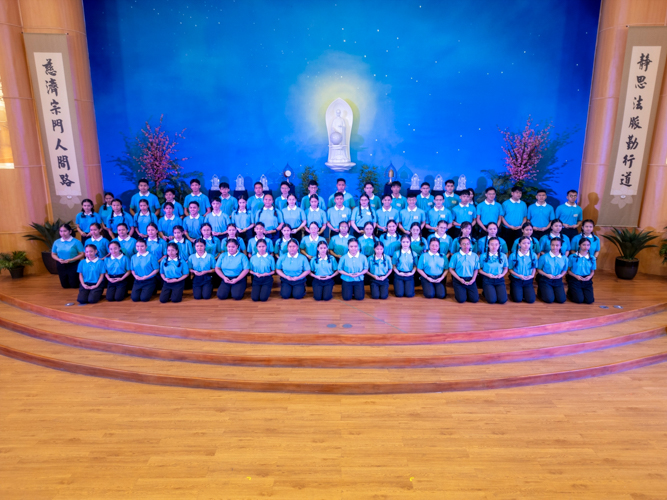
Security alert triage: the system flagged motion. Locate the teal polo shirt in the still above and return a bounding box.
[104,254,130,276]
[390,195,406,211]
[329,233,352,255]
[215,251,249,277]
[338,252,368,282]
[418,252,448,276]
[352,206,376,229]
[218,195,238,216]
[570,234,601,254]
[111,236,137,257]
[255,206,284,231]
[133,212,158,235]
[282,206,306,229]
[230,210,254,231]
[158,216,180,237]
[451,236,477,254]
[183,215,204,239]
[247,237,274,256]
[479,253,508,275]
[538,233,571,254]
[75,212,102,233]
[538,252,568,276]
[502,199,528,227]
[416,194,434,212]
[310,255,338,276]
[399,207,426,230]
[183,193,211,215]
[327,191,356,209]
[511,236,540,254]
[477,201,504,226]
[145,238,167,260]
[130,192,160,213]
[527,202,555,228]
[161,201,184,218]
[358,235,377,257]
[84,236,109,258]
[448,251,480,277]
[188,252,216,272]
[106,212,134,234]
[172,238,194,259]
[368,254,392,277]
[249,253,276,274]
[220,237,246,254]
[160,258,190,279]
[276,252,310,277]
[478,236,508,255]
[427,207,453,229]
[379,233,401,257]
[568,253,596,276]
[508,251,538,276]
[555,203,583,226]
[376,207,400,229]
[428,233,452,255]
[327,206,352,229]
[300,235,326,258]
[204,211,231,234]
[201,237,220,256]
[393,250,417,273]
[77,258,106,284]
[305,208,327,229]
[451,203,476,224]
[443,193,460,211]
[301,194,326,211]
[131,252,160,277]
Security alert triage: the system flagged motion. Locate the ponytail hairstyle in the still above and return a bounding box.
[138,199,150,211]
[146,222,158,232]
[84,243,98,254]
[549,218,563,237]
[89,222,102,232]
[359,193,370,207]
[514,236,536,269]
[459,221,472,242]
[580,219,599,244]
[200,222,213,238]
[116,222,129,232]
[483,237,500,263]
[165,242,182,268]
[483,222,499,253]
[109,199,126,226]
[363,221,376,238]
[399,234,417,263]
[81,198,95,214]
[314,240,329,264]
[261,193,279,218]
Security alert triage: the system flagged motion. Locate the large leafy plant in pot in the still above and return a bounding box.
[0,251,33,279]
[602,227,658,280]
[23,219,74,274]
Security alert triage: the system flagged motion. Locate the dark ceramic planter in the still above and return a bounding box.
[615,257,639,280]
[42,251,58,274]
[8,267,24,279]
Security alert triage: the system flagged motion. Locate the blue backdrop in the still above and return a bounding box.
[84,0,601,201]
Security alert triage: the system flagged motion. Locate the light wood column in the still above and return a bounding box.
[0,0,103,274]
[0,0,51,273]
[579,0,667,275]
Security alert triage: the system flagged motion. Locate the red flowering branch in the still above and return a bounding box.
[499,116,552,182]
[134,115,188,188]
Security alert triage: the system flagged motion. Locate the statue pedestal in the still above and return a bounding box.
[325,161,355,172]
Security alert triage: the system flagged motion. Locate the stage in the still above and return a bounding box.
[0,272,666,394]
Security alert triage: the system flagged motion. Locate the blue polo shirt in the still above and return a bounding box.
[555,203,583,226]
[274,237,293,256]
[160,258,190,279]
[98,204,113,222]
[358,235,377,257]
[204,211,231,234]
[327,206,352,229]
[368,254,392,277]
[106,212,134,234]
[502,199,528,227]
[418,252,448,276]
[539,233,571,254]
[393,250,417,273]
[75,212,102,233]
[390,195,406,211]
[416,194,434,212]
[451,204,476,224]
[130,192,160,213]
[443,192,461,211]
[428,233,452,255]
[77,258,106,284]
[255,206,284,231]
[477,236,509,255]
[84,237,109,258]
[527,202,555,228]
[451,236,478,254]
[352,206,376,229]
[568,253,597,276]
[111,236,137,257]
[230,210,254,231]
[215,251,249,277]
[448,251,480,277]
[218,195,239,216]
[305,208,328,230]
[477,201,504,226]
[329,234,352,255]
[183,215,204,239]
[410,237,428,255]
[300,235,326,258]
[281,206,306,230]
[379,233,401,257]
[220,237,246,254]
[367,195,382,211]
[201,237,220,256]
[310,255,338,277]
[399,207,426,230]
[275,196,290,211]
[247,195,266,214]
[276,252,310,277]
[131,252,160,277]
[376,207,400,229]
[158,216,180,237]
[426,207,453,229]
[508,251,538,276]
[183,193,211,215]
[538,252,568,276]
[338,252,368,282]
[145,238,167,260]
[104,254,130,276]
[249,253,275,274]
[133,212,158,235]
[479,253,508,275]
[247,237,274,256]
[172,238,194,259]
[161,201,184,218]
[327,191,356,209]
[301,194,326,211]
[570,234,601,254]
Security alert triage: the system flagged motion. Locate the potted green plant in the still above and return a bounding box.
[602,227,658,280]
[23,219,74,275]
[0,251,33,279]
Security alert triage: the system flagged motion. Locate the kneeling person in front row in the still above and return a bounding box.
[508,236,537,304]
[249,239,276,302]
[77,244,106,304]
[367,241,393,300]
[310,241,338,301]
[130,239,160,302]
[417,238,448,299]
[449,236,480,303]
[215,239,250,300]
[276,238,310,299]
[536,237,567,304]
[159,243,190,303]
[338,238,369,301]
[567,238,596,304]
[478,237,508,304]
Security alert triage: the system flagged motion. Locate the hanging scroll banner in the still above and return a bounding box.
[598,27,667,227]
[23,34,85,208]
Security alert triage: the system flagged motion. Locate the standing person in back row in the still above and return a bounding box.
[501,186,528,251]
[129,178,161,216]
[556,189,583,240]
[327,178,356,209]
[527,189,554,240]
[183,179,211,216]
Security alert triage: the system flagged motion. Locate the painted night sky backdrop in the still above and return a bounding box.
[84,0,601,199]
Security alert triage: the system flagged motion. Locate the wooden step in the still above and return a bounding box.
[1,327,666,394]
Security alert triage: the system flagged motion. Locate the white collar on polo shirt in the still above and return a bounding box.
[262,206,274,211]
[238,209,247,213]
[319,254,329,261]
[137,251,149,257]
[168,257,179,261]
[433,206,444,211]
[210,211,222,217]
[139,192,149,197]
[334,206,345,211]
[549,233,560,239]
[518,250,530,256]
[535,202,547,206]
[256,253,267,258]
[339,233,350,239]
[195,252,207,259]
[287,253,298,258]
[407,206,417,212]
[427,251,438,257]
[484,200,495,205]
[578,252,590,259]
[459,250,471,256]
[174,238,185,243]
[549,251,561,258]
[363,234,373,239]
[110,254,122,260]
[565,202,577,207]
[86,258,99,263]
[228,251,239,257]
[459,203,470,208]
[91,236,103,242]
[309,235,319,241]
[347,252,360,258]
[61,237,73,242]
[382,207,393,212]
[286,206,297,211]
[401,249,411,254]
[488,252,498,257]
[164,215,175,220]
[148,237,159,242]
[309,207,320,212]
[411,236,421,242]
[510,198,521,204]
[118,236,130,242]
[444,192,455,197]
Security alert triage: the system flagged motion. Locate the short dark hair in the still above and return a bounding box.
[421,182,430,188]
[364,181,374,187]
[254,181,263,188]
[165,188,176,196]
[188,200,200,208]
[220,182,230,189]
[308,180,318,187]
[138,178,149,185]
[391,181,402,188]
[485,187,496,194]
[382,194,392,200]
[407,193,417,199]
[334,192,344,199]
[163,202,174,209]
[190,178,201,186]
[212,197,222,204]
[567,189,578,195]
[434,193,444,199]
[536,189,547,195]
[445,179,455,186]
[511,185,523,193]
[336,178,346,184]
[280,181,290,187]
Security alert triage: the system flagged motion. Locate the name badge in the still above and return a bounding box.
[413,216,418,220]
[342,214,347,218]
[365,211,371,216]
[574,214,579,218]
[468,211,473,215]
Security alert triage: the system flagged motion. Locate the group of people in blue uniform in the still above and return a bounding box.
[50,176,599,305]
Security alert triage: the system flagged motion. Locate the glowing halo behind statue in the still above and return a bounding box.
[325,98,355,172]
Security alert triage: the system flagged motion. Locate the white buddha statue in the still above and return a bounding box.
[325,98,355,171]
